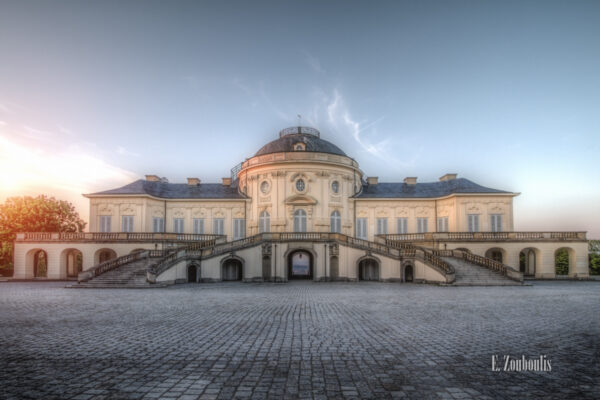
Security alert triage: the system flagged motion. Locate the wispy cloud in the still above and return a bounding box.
[304,51,324,74]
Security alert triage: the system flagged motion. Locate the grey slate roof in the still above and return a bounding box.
[356,178,512,198]
[255,133,347,157]
[87,179,245,199]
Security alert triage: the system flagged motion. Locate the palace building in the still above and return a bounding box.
[13,127,589,286]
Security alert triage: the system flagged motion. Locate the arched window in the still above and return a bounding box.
[293,209,307,232]
[259,210,270,233]
[330,211,341,233]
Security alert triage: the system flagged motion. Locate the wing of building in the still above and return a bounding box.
[13,126,589,285]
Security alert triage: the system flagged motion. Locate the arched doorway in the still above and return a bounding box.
[222,258,243,281]
[520,247,540,276]
[95,248,117,265]
[32,250,48,278]
[330,256,339,280]
[61,249,83,278]
[262,256,271,281]
[288,250,313,280]
[358,257,379,281]
[403,262,414,282]
[555,247,575,276]
[485,248,505,263]
[187,264,198,283]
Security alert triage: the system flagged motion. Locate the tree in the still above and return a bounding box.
[589,240,600,275]
[555,249,569,275]
[0,195,86,270]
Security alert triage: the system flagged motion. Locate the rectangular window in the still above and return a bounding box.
[490,214,503,232]
[213,218,225,235]
[233,218,245,240]
[99,216,111,233]
[173,218,184,234]
[468,214,480,233]
[376,218,388,235]
[152,217,164,233]
[193,218,204,234]
[397,218,408,234]
[437,217,448,232]
[356,218,368,239]
[121,216,134,232]
[417,218,428,233]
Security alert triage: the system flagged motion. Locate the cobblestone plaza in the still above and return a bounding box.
[1,282,598,399]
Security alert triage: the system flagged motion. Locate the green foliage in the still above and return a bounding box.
[555,249,569,275]
[0,195,86,269]
[588,240,600,275]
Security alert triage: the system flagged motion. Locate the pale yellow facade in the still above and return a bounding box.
[12,126,589,283]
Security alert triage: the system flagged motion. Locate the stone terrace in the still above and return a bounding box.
[0,282,598,399]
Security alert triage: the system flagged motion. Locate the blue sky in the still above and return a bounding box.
[0,0,599,236]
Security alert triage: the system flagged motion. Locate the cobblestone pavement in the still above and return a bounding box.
[1,281,599,400]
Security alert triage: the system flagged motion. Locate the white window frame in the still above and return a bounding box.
[233,218,245,240]
[99,216,111,233]
[468,214,480,233]
[193,218,204,234]
[437,217,448,233]
[376,218,388,235]
[330,211,341,233]
[293,209,307,232]
[397,218,408,234]
[121,215,134,232]
[259,211,270,233]
[417,218,428,233]
[152,217,164,233]
[490,214,503,232]
[213,218,225,235]
[173,218,185,234]
[356,217,368,239]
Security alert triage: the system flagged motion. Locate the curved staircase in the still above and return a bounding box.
[442,257,522,286]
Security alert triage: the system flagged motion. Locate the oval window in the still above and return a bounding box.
[331,181,339,193]
[260,181,269,194]
[296,179,305,192]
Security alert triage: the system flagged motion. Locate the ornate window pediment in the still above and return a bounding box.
[285,194,318,206]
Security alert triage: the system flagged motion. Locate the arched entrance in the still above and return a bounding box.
[358,257,379,281]
[485,248,505,263]
[519,247,540,276]
[222,258,243,281]
[403,262,414,282]
[28,249,48,278]
[95,248,117,265]
[555,247,575,276]
[61,249,83,278]
[187,264,198,283]
[288,250,313,280]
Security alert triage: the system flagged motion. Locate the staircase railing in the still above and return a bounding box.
[78,250,150,282]
[146,232,458,284]
[456,250,523,282]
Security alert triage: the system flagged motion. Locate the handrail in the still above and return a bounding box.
[78,250,150,282]
[378,231,587,242]
[457,251,523,282]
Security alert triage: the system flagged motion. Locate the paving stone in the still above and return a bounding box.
[0,281,599,399]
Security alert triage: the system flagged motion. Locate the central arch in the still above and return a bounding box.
[288,249,313,280]
[221,257,243,281]
[358,256,380,281]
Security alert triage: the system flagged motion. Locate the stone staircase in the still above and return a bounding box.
[69,258,163,288]
[442,257,522,286]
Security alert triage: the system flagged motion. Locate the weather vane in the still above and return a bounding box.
[297,114,302,126]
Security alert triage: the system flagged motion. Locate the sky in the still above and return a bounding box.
[0,0,598,237]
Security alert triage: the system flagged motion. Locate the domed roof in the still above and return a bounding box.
[255,127,347,157]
